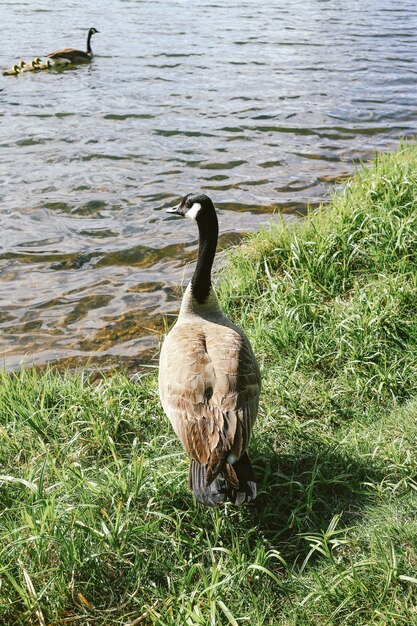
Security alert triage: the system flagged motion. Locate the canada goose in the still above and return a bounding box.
[47,27,99,64]
[21,58,43,72]
[159,193,261,506]
[3,64,21,76]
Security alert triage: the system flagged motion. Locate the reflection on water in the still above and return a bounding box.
[1,0,417,370]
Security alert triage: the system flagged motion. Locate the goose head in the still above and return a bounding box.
[19,60,27,69]
[86,27,99,55]
[167,192,216,224]
[167,193,219,305]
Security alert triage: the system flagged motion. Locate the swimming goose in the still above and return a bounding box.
[159,193,261,506]
[3,64,21,76]
[47,27,99,64]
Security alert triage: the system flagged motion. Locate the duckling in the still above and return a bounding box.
[31,57,43,70]
[3,64,21,76]
[38,59,52,70]
[21,58,43,72]
[47,27,99,64]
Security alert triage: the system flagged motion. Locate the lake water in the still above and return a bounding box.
[1,0,417,371]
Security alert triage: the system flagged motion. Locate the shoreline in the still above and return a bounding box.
[1,144,417,624]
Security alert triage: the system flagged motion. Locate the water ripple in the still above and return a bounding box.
[1,0,417,370]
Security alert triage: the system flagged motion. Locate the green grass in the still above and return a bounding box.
[1,143,417,624]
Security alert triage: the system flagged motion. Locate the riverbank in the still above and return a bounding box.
[1,144,417,625]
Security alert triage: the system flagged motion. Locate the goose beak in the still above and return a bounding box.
[166,204,181,215]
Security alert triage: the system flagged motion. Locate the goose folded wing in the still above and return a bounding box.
[159,323,260,477]
[48,48,75,57]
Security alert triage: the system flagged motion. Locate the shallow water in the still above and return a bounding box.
[1,0,417,371]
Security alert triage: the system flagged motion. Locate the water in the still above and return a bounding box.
[1,0,417,371]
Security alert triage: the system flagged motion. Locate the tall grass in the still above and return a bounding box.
[1,144,417,624]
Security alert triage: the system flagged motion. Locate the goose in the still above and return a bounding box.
[3,64,21,76]
[47,27,99,64]
[159,193,261,506]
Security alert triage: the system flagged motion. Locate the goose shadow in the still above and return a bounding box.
[243,436,385,563]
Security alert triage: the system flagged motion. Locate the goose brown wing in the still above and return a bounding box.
[159,320,260,478]
[48,47,76,57]
[47,48,89,61]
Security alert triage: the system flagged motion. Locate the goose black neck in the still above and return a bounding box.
[87,31,93,53]
[191,214,218,304]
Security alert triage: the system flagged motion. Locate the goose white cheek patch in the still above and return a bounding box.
[186,202,201,220]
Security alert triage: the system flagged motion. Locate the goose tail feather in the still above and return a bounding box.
[189,452,257,507]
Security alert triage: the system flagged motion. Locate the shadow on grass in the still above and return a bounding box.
[245,438,384,561]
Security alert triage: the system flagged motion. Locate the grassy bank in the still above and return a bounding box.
[1,144,417,625]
